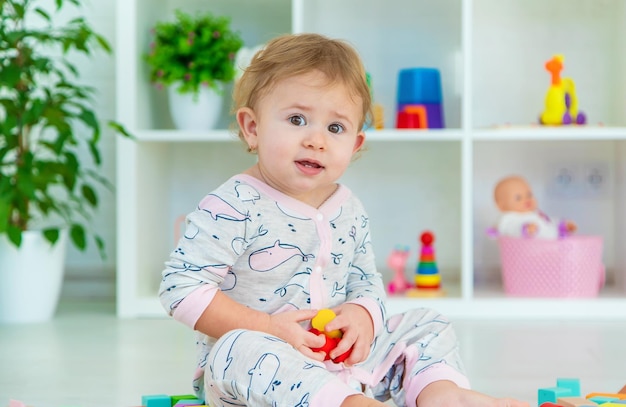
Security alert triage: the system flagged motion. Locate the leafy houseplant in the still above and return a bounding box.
[0,0,130,257]
[145,9,244,98]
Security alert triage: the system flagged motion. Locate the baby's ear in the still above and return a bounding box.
[237,107,258,146]
[353,132,365,153]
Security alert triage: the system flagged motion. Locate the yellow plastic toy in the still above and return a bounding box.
[311,308,342,339]
[539,54,586,126]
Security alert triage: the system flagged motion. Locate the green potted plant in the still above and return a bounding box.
[145,9,244,130]
[0,0,131,323]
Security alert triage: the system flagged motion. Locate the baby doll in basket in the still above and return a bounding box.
[493,175,577,239]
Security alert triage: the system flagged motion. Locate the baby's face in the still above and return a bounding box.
[242,70,365,206]
[496,179,537,212]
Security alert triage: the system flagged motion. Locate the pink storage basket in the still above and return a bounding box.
[497,235,605,297]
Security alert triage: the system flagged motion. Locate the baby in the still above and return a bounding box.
[494,175,576,239]
[161,33,529,407]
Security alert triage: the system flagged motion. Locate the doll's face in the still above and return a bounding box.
[494,177,537,212]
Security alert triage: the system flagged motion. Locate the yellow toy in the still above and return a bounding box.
[311,308,342,339]
[539,54,586,126]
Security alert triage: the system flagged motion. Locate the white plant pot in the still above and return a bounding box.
[168,82,224,131]
[0,230,68,323]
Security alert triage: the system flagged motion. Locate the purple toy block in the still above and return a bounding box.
[397,102,444,128]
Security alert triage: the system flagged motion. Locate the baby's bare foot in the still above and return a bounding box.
[417,380,530,407]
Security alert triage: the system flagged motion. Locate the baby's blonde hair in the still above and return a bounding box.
[232,33,373,144]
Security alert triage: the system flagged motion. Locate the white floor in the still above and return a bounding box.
[1,301,624,407]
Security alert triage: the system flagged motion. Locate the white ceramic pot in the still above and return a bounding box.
[168,82,224,131]
[0,229,68,323]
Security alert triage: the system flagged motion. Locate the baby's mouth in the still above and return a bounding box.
[297,160,323,169]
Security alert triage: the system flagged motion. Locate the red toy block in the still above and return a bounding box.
[540,403,564,407]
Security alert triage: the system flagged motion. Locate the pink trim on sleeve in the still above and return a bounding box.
[345,297,384,336]
[172,285,219,329]
[405,362,471,406]
[309,379,360,407]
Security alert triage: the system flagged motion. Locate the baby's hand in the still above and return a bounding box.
[268,309,326,362]
[522,222,538,237]
[324,303,374,365]
[566,221,577,234]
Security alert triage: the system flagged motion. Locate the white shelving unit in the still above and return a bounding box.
[116,0,626,319]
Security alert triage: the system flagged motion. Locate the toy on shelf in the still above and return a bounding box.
[494,175,577,240]
[406,231,445,297]
[492,175,605,298]
[372,103,385,129]
[308,308,352,363]
[386,244,413,294]
[415,231,440,289]
[364,72,385,130]
[539,54,586,126]
[396,67,444,129]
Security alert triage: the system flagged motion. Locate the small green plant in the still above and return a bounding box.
[0,0,131,257]
[145,9,244,96]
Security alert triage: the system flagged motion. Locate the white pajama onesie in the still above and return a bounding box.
[497,210,563,239]
[159,175,469,407]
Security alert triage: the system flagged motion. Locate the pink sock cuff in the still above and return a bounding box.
[405,363,471,406]
[309,379,360,407]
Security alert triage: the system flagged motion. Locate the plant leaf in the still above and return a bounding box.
[43,228,60,245]
[0,200,9,234]
[81,184,98,207]
[70,224,86,251]
[34,7,51,22]
[95,235,106,259]
[108,121,135,139]
[7,225,22,247]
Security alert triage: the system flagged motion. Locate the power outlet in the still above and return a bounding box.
[546,163,581,198]
[546,162,611,199]
[581,162,611,198]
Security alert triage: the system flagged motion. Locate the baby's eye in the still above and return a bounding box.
[289,114,306,126]
[328,123,345,134]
